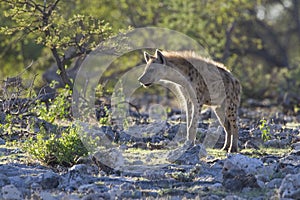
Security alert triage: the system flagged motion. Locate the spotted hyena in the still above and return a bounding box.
[138,49,241,152]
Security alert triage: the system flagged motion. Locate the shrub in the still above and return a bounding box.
[33,84,72,123]
[23,125,88,167]
[259,118,271,142]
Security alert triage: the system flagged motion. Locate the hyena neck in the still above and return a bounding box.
[158,63,193,89]
[162,53,195,84]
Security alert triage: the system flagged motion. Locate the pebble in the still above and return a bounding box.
[0,113,299,199]
[0,138,5,145]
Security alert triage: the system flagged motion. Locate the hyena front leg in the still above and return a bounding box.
[186,98,202,144]
[176,86,194,143]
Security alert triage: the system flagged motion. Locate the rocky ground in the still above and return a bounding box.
[0,103,300,200]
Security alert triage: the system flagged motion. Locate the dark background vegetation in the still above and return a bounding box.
[0,0,299,113]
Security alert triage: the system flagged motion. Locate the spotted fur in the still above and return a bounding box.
[138,49,241,152]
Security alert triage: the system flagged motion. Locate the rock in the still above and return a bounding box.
[167,141,207,165]
[78,183,102,194]
[266,178,283,189]
[60,164,98,191]
[222,155,262,191]
[279,173,300,199]
[93,148,124,173]
[143,169,167,180]
[1,184,23,200]
[7,176,24,189]
[224,195,247,200]
[0,137,5,145]
[69,164,89,175]
[39,191,58,200]
[208,183,223,191]
[292,142,300,151]
[225,154,264,174]
[60,194,81,200]
[291,142,300,155]
[132,160,143,165]
[121,190,142,199]
[0,173,10,187]
[126,121,166,138]
[0,112,5,124]
[119,182,136,190]
[39,171,59,189]
[279,155,300,174]
[81,193,111,200]
[30,182,42,193]
[264,139,290,148]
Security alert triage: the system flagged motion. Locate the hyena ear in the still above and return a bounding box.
[155,49,166,65]
[144,51,151,63]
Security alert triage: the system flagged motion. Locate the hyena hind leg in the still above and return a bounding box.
[214,104,239,153]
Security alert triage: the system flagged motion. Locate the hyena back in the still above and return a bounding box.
[138,49,241,152]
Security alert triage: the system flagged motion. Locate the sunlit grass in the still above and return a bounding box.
[205,148,228,159]
[123,147,169,166]
[240,146,291,158]
[205,146,291,160]
[284,122,300,129]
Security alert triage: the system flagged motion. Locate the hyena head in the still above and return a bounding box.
[138,49,167,87]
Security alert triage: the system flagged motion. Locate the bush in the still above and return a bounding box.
[23,125,88,167]
[33,83,72,123]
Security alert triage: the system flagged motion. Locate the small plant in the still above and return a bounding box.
[23,125,88,167]
[33,83,72,123]
[99,105,111,125]
[0,114,13,135]
[259,118,271,142]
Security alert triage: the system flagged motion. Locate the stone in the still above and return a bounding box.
[78,183,101,194]
[60,164,97,191]
[279,173,300,199]
[279,155,300,174]
[119,182,136,190]
[0,112,5,124]
[39,171,59,189]
[225,154,264,174]
[292,142,300,151]
[291,142,300,156]
[93,148,125,173]
[121,190,142,199]
[143,169,167,180]
[68,164,88,175]
[1,184,23,200]
[222,156,261,191]
[126,121,166,138]
[60,194,81,200]
[81,193,111,200]
[0,137,5,145]
[224,195,247,200]
[8,176,25,188]
[167,141,207,165]
[39,191,58,200]
[264,139,290,148]
[202,126,224,148]
[0,173,10,187]
[30,182,42,193]
[266,178,283,189]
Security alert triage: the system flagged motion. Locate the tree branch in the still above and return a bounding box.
[47,0,60,17]
[292,0,300,40]
[222,21,236,62]
[254,19,290,68]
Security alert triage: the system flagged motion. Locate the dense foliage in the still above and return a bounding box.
[1,0,299,107]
